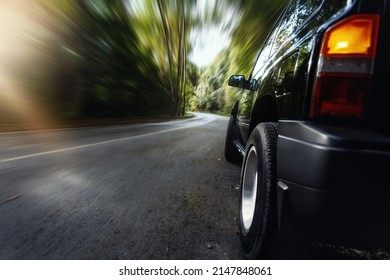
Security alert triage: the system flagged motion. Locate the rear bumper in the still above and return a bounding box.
[276,121,390,247]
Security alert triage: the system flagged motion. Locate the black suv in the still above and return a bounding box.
[225,0,390,259]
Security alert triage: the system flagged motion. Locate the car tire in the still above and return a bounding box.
[239,122,280,259]
[224,117,241,163]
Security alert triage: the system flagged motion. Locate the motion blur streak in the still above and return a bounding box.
[0,1,54,130]
[0,0,285,130]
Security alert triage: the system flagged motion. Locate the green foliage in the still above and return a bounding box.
[0,0,203,125]
[192,49,229,113]
[193,0,288,114]
[0,0,288,125]
[54,0,177,118]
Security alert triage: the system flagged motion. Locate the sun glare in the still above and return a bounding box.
[0,0,54,129]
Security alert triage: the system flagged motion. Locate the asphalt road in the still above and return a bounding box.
[0,113,245,259]
[2,112,389,260]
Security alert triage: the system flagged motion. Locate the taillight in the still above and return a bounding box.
[311,14,380,118]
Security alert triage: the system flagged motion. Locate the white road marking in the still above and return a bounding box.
[0,117,215,164]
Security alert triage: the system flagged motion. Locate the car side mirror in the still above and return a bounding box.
[228,75,259,91]
[228,75,246,89]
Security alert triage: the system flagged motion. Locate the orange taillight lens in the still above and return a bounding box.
[324,14,380,57]
[311,14,380,119]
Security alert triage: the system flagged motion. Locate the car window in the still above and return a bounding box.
[274,0,323,52]
[252,0,322,79]
[252,28,279,79]
[274,52,299,97]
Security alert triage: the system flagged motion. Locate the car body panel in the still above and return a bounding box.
[227,0,390,248]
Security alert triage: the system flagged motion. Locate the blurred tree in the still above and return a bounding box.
[157,0,187,116]
[195,0,288,114]
[38,0,176,118]
[0,0,287,126]
[1,0,202,125]
[193,48,229,113]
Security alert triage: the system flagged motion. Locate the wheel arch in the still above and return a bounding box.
[249,94,279,134]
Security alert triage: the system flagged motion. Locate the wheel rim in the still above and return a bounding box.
[241,146,258,233]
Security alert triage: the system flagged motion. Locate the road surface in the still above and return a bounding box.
[0,113,244,259]
[2,112,388,260]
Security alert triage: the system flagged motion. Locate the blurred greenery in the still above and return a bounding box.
[192,0,288,114]
[0,0,287,127]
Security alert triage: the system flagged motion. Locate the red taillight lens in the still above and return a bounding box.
[313,74,371,117]
[311,14,380,118]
